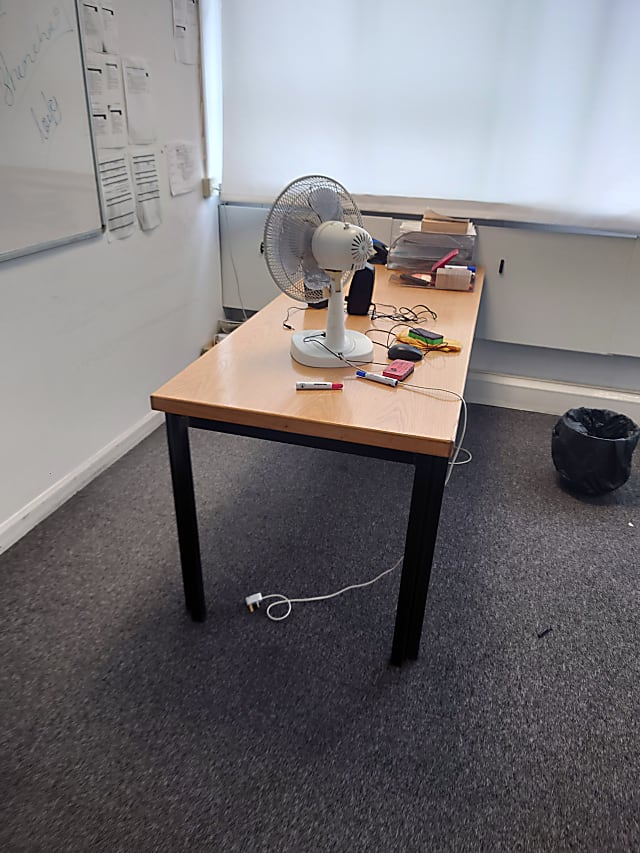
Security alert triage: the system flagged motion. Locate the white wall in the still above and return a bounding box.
[0,0,223,552]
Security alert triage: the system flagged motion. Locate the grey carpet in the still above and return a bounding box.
[1,404,639,853]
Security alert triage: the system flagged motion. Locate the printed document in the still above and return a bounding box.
[131,150,162,230]
[166,141,199,196]
[172,0,199,65]
[99,153,136,240]
[123,58,156,144]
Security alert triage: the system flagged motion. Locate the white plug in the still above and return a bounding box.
[245,592,263,613]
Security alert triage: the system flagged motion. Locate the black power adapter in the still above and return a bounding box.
[346,264,375,315]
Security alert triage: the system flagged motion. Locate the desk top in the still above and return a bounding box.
[151,267,484,458]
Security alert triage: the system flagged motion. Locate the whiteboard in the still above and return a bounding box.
[0,0,104,262]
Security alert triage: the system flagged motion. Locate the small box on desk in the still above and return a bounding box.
[434,267,475,291]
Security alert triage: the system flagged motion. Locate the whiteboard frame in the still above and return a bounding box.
[0,0,106,264]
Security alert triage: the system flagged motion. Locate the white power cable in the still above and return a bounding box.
[245,557,403,622]
[399,384,470,484]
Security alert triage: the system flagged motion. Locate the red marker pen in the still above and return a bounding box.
[295,382,343,390]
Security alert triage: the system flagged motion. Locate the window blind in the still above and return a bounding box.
[215,0,640,231]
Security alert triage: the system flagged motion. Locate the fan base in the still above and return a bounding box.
[290,330,373,368]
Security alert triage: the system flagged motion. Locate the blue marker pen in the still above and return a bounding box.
[356,370,398,387]
[443,265,476,272]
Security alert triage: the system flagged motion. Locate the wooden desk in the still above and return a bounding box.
[151,266,484,665]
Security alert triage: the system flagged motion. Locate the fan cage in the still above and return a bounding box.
[263,175,363,303]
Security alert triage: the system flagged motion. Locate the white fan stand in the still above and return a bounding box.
[290,271,373,368]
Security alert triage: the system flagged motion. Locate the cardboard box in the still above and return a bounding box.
[421,216,470,234]
[433,268,475,291]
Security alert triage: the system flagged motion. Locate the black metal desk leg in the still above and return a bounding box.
[391,455,448,665]
[165,414,206,621]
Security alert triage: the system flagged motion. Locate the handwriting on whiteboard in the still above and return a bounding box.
[31,90,61,141]
[0,5,73,108]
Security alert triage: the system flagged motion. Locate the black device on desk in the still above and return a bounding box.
[346,263,375,315]
[370,239,388,265]
[388,343,423,361]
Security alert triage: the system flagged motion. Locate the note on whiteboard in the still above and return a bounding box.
[85,51,105,109]
[172,0,199,65]
[123,58,156,144]
[173,0,188,28]
[91,103,109,145]
[106,104,127,148]
[166,141,199,196]
[131,150,162,230]
[103,55,127,147]
[87,53,127,149]
[101,2,119,53]
[104,54,125,104]
[99,153,136,240]
[81,2,103,53]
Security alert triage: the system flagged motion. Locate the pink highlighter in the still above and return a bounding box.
[430,249,459,272]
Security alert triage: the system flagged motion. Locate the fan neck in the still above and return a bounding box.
[324,271,352,352]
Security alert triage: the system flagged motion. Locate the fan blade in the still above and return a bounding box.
[280,216,315,280]
[263,175,363,302]
[303,269,330,299]
[308,187,342,223]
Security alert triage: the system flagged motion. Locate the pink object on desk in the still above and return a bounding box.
[430,249,459,272]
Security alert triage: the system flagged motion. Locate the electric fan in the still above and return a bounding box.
[263,175,375,368]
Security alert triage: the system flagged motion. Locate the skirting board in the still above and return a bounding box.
[0,411,164,556]
[466,370,640,423]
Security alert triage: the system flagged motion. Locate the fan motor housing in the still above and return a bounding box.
[311,221,373,272]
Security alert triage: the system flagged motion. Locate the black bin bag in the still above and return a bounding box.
[552,408,640,495]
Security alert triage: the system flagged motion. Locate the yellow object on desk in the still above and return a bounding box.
[395,332,462,353]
